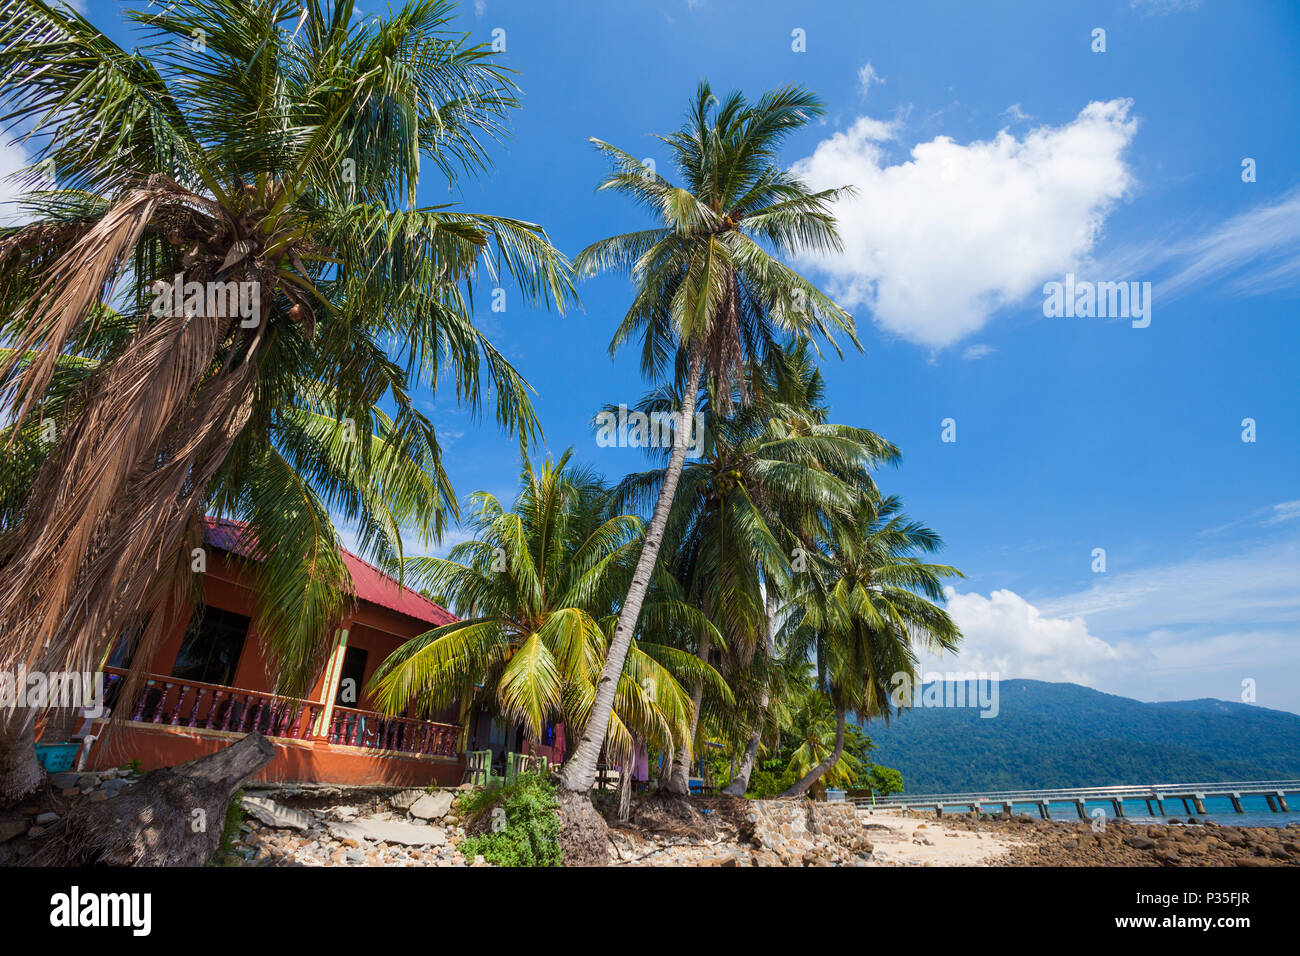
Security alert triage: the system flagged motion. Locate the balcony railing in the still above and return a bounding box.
[328,706,459,757]
[101,668,459,758]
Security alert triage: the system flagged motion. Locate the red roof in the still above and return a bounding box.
[203,517,456,627]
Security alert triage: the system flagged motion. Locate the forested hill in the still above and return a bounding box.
[860,680,1300,793]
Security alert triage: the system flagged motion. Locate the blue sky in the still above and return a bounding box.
[47,1,1300,712]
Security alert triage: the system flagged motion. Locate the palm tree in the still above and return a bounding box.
[781,691,862,795]
[0,0,573,804]
[780,494,963,797]
[607,349,898,794]
[367,452,727,776]
[560,82,859,798]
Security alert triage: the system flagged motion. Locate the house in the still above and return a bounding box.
[82,519,467,787]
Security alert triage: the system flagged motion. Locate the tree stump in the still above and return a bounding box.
[26,732,275,867]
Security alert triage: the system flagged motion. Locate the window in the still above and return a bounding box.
[171,606,250,686]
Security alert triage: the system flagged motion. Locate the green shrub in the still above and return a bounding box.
[207,788,245,866]
[460,773,561,867]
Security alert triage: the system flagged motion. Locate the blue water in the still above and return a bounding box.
[982,794,1293,828]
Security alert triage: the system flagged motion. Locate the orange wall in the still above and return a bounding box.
[86,722,464,788]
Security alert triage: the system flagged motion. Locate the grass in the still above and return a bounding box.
[206,788,245,866]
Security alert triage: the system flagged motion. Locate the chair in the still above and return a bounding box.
[463,749,492,787]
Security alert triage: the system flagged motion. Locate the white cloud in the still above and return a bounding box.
[1093,187,1300,304]
[925,587,1141,685]
[961,343,995,360]
[0,140,35,227]
[926,525,1300,711]
[856,62,884,98]
[473,0,486,17]
[1037,539,1300,633]
[1001,103,1031,124]
[791,100,1138,348]
[1267,501,1300,525]
[1131,0,1201,13]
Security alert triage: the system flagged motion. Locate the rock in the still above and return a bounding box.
[409,791,455,821]
[1153,846,1181,864]
[391,790,424,812]
[34,812,59,825]
[48,772,80,790]
[76,774,99,789]
[328,819,447,847]
[242,796,314,831]
[27,825,47,838]
[100,778,135,797]
[0,816,27,843]
[1123,834,1156,850]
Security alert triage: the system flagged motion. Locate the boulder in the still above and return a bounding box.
[328,818,447,847]
[408,791,455,821]
[390,790,424,812]
[242,796,314,832]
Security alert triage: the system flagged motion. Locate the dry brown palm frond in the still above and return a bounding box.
[0,301,260,688]
[0,184,176,430]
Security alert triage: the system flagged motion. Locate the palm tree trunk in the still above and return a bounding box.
[560,350,705,796]
[0,709,44,808]
[723,587,776,796]
[780,703,846,798]
[666,628,710,796]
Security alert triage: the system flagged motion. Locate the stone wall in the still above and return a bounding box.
[738,800,874,866]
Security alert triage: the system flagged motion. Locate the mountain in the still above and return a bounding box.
[859,679,1300,794]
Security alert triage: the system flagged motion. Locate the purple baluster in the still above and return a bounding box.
[169,685,188,725]
[219,694,237,731]
[205,691,224,729]
[131,680,151,722]
[150,683,173,723]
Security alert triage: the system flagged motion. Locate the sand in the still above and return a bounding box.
[858,808,1023,866]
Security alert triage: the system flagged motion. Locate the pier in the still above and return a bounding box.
[855,779,1300,819]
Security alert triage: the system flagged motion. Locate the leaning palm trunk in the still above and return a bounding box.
[723,585,777,796]
[780,704,846,798]
[554,353,704,864]
[0,709,43,807]
[559,350,705,796]
[666,628,710,796]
